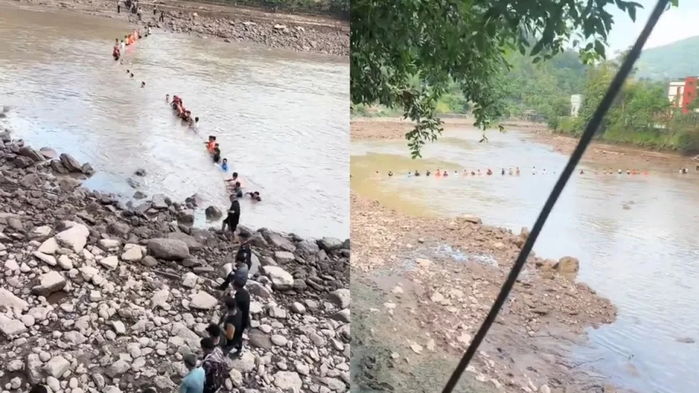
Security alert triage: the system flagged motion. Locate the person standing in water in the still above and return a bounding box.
[212,144,221,163]
[221,194,240,237]
[221,158,229,172]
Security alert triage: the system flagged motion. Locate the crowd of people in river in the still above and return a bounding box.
[112,27,152,61]
[374,166,699,178]
[109,25,264,209]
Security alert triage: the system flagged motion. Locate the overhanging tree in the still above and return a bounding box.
[350,0,676,158]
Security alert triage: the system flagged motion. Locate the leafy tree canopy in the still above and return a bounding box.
[351,0,667,157]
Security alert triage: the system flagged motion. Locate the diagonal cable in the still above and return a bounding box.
[442,1,671,391]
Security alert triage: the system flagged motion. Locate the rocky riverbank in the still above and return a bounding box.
[350,193,620,393]
[5,0,349,56]
[0,126,350,393]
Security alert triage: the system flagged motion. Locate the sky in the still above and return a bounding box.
[607,0,699,54]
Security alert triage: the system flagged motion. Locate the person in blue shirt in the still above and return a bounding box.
[221,158,229,172]
[180,353,205,393]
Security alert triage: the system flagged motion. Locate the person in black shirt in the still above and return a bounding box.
[221,194,240,237]
[206,323,226,348]
[218,232,252,291]
[212,143,221,163]
[221,291,249,357]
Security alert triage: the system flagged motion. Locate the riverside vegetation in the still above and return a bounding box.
[352,49,699,156]
[0,125,350,393]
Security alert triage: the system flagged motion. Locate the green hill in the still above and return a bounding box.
[636,36,699,81]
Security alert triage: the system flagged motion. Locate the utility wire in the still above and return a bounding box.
[441,1,670,391]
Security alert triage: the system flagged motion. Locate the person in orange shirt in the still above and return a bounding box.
[205,136,217,152]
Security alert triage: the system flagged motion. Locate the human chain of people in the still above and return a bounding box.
[110,28,263,207]
[106,25,264,393]
[373,166,699,178]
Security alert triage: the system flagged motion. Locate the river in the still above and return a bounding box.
[0,3,349,239]
[352,124,699,393]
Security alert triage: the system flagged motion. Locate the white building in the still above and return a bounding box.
[668,81,685,108]
[570,94,583,117]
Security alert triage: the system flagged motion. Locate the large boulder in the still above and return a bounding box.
[38,237,59,254]
[273,371,302,393]
[166,232,203,251]
[0,314,27,337]
[31,271,66,296]
[177,212,195,227]
[264,232,296,252]
[59,153,83,173]
[39,147,58,159]
[205,206,222,220]
[261,266,294,290]
[229,351,256,373]
[55,224,90,253]
[50,159,69,174]
[107,221,131,238]
[81,163,95,176]
[246,280,273,299]
[121,244,143,261]
[20,173,41,188]
[45,356,70,378]
[151,194,169,209]
[554,256,580,273]
[329,288,350,309]
[13,155,34,168]
[0,288,29,312]
[189,291,217,310]
[297,239,320,256]
[147,238,190,260]
[19,146,45,162]
[318,237,344,252]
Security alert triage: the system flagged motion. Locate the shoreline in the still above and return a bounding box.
[0,124,350,392]
[351,117,699,169]
[2,0,349,56]
[350,118,631,392]
[350,192,621,393]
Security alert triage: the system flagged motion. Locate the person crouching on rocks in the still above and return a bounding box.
[206,323,226,348]
[218,232,252,291]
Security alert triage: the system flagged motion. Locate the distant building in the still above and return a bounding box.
[570,94,582,117]
[668,77,698,113]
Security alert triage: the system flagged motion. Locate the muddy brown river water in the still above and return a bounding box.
[0,4,349,238]
[352,127,699,393]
